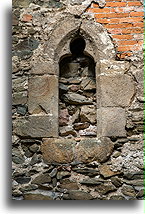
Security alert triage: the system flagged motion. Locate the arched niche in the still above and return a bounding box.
[59,36,97,138]
[43,15,115,77]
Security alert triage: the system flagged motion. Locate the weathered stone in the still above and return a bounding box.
[59,109,69,126]
[52,178,57,187]
[124,171,144,180]
[75,137,114,163]
[80,178,103,186]
[29,144,40,153]
[12,14,19,26]
[47,0,64,8]
[136,189,144,198]
[12,155,25,164]
[28,75,58,115]
[59,126,77,137]
[67,190,93,200]
[109,195,125,200]
[62,92,92,105]
[96,182,116,195]
[32,173,51,185]
[81,78,96,91]
[38,184,53,191]
[59,83,68,94]
[71,109,80,123]
[121,184,136,197]
[59,179,79,190]
[15,177,31,184]
[99,164,122,178]
[12,92,27,105]
[41,138,75,164]
[57,171,71,180]
[73,167,99,176]
[13,116,58,138]
[73,122,89,130]
[123,179,143,186]
[111,177,123,187]
[13,37,39,59]
[24,191,53,200]
[80,105,96,124]
[68,84,80,92]
[20,184,38,192]
[30,154,41,165]
[100,60,130,74]
[49,168,57,178]
[122,142,143,176]
[12,190,22,197]
[13,0,31,8]
[31,61,56,75]
[17,106,27,115]
[98,74,135,107]
[59,182,78,190]
[79,125,97,136]
[97,107,126,137]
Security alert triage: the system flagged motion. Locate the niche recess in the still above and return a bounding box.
[59,36,97,138]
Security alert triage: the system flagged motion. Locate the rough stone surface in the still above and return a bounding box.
[62,92,92,105]
[98,74,135,107]
[41,138,75,164]
[67,190,93,200]
[97,107,126,137]
[75,137,114,163]
[13,116,58,138]
[28,75,58,115]
[99,164,122,178]
[80,105,96,124]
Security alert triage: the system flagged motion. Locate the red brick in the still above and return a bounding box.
[117,40,138,46]
[88,8,110,13]
[107,28,122,34]
[105,23,133,29]
[133,22,144,27]
[107,13,130,18]
[22,14,32,22]
[122,28,144,34]
[95,13,107,18]
[128,1,142,6]
[112,35,133,40]
[119,17,143,23]
[118,46,134,52]
[130,12,144,17]
[106,2,127,7]
[96,18,110,24]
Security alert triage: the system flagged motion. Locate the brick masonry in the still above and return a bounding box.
[87,0,144,59]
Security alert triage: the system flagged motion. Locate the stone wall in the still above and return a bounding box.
[12,0,144,200]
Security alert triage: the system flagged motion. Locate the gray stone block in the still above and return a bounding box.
[41,138,75,164]
[28,75,58,115]
[97,107,126,137]
[98,74,135,107]
[13,116,58,138]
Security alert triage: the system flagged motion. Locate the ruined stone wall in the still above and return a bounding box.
[12,0,144,200]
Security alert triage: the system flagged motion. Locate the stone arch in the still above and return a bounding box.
[44,15,115,76]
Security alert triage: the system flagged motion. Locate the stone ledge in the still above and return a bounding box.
[41,137,114,164]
